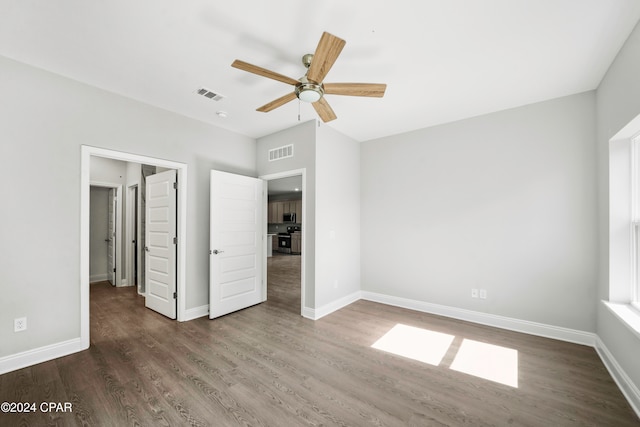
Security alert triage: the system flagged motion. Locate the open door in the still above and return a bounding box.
[145,169,177,319]
[210,170,265,319]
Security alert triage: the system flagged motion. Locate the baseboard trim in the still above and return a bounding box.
[302,291,362,320]
[595,336,640,418]
[182,305,209,321]
[90,273,107,283]
[302,306,316,320]
[0,338,85,375]
[360,291,597,346]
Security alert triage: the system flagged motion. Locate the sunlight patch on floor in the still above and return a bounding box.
[371,323,455,366]
[449,338,518,387]
[371,324,519,388]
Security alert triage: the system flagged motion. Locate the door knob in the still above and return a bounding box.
[145,246,150,252]
[212,249,224,255]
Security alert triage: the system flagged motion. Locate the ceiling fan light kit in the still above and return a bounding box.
[231,31,387,122]
[295,77,323,103]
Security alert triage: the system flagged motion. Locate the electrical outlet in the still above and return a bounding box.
[471,288,479,298]
[480,289,487,299]
[14,317,27,332]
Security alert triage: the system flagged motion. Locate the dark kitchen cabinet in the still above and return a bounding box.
[268,199,302,224]
[291,232,301,254]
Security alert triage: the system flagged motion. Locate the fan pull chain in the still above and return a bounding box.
[298,99,301,121]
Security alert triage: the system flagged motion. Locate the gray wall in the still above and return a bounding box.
[315,124,361,307]
[0,55,256,358]
[596,19,640,390]
[361,91,598,332]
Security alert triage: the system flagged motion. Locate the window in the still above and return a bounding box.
[607,115,640,334]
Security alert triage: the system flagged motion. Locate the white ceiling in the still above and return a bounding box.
[1,1,639,142]
[268,176,303,196]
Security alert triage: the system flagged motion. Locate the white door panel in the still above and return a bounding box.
[145,169,177,319]
[210,170,265,319]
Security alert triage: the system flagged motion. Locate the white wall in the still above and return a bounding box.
[126,162,141,190]
[90,156,127,185]
[89,186,109,282]
[315,123,361,308]
[257,120,317,308]
[361,91,598,332]
[0,55,256,359]
[596,19,640,392]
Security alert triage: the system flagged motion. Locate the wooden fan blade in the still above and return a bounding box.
[232,60,299,86]
[323,83,387,98]
[312,97,337,122]
[257,92,297,112]
[307,32,346,83]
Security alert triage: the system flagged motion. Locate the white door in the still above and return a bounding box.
[210,170,265,319]
[107,188,116,286]
[145,170,177,319]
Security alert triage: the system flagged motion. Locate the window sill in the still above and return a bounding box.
[603,301,640,340]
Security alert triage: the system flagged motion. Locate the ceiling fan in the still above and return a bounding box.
[231,31,386,122]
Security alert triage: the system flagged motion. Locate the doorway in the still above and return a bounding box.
[89,184,123,286]
[80,146,188,349]
[89,185,126,286]
[260,169,306,316]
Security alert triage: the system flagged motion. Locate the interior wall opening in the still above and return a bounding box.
[88,160,178,312]
[266,175,303,315]
[80,146,189,349]
[260,170,307,316]
[89,184,121,287]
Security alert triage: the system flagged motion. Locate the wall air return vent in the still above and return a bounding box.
[268,144,294,162]
[196,87,225,101]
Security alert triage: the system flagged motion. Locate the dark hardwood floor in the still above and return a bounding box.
[1,254,638,426]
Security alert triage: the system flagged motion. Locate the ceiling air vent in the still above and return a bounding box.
[196,87,225,101]
[268,144,294,162]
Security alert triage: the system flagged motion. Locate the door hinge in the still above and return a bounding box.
[173,292,177,299]
[173,182,177,189]
[173,237,177,244]
[113,268,116,273]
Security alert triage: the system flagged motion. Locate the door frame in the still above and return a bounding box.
[259,168,306,316]
[80,145,188,349]
[126,184,140,294]
[90,182,123,286]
